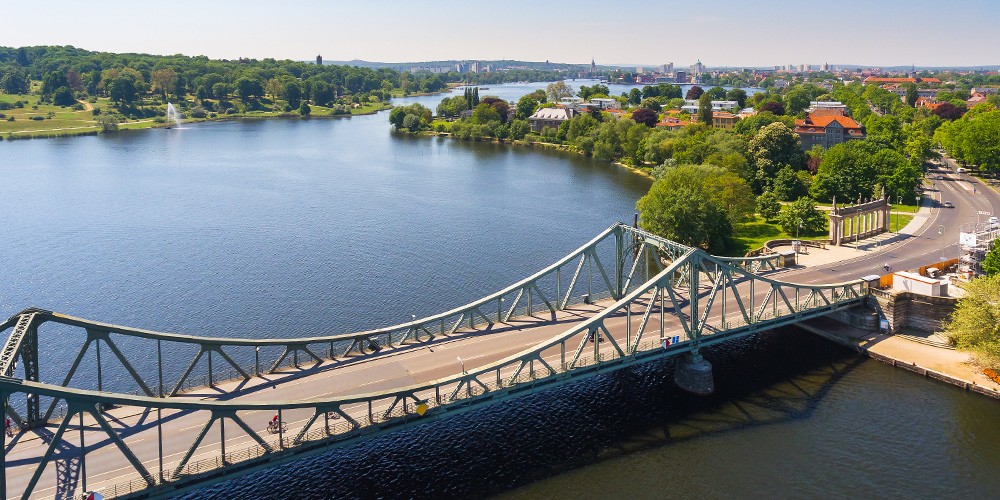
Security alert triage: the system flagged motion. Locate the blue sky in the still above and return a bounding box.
[6,0,999,67]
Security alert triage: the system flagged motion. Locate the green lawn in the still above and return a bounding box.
[731,216,826,256]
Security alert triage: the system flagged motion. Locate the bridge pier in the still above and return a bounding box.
[673,351,714,395]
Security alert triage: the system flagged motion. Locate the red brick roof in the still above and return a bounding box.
[794,111,863,135]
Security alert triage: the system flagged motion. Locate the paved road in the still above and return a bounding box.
[6,162,999,498]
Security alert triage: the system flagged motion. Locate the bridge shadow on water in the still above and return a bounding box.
[181,326,866,499]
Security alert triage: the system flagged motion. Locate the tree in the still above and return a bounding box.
[698,93,713,127]
[1,68,30,94]
[756,191,781,221]
[685,86,704,100]
[772,166,809,201]
[747,122,805,191]
[760,101,785,115]
[282,81,302,109]
[471,102,501,124]
[298,101,311,116]
[109,76,138,105]
[151,68,177,97]
[726,88,748,108]
[905,83,919,107]
[402,113,421,132]
[310,80,334,106]
[706,86,727,100]
[637,164,753,252]
[631,108,658,127]
[933,102,966,121]
[516,95,538,119]
[546,81,573,103]
[783,88,811,115]
[236,77,265,103]
[778,197,827,236]
[96,112,122,133]
[52,86,75,106]
[212,82,232,100]
[637,182,733,252]
[945,274,1000,368]
[982,239,1000,277]
[627,88,642,105]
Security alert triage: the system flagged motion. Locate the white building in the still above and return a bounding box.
[806,101,849,114]
[892,271,949,297]
[681,100,739,114]
[589,98,619,110]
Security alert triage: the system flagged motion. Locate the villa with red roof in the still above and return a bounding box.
[794,109,865,150]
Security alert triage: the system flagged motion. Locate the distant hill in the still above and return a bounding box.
[318,59,589,71]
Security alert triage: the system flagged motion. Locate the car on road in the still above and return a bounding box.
[943,201,954,208]
[957,167,966,173]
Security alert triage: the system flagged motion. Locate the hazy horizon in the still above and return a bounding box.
[6,0,999,68]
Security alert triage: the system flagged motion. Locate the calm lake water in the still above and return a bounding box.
[1,81,997,498]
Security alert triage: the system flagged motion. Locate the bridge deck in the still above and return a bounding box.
[5,298,624,499]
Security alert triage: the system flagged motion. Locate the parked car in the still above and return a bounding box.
[943,201,954,208]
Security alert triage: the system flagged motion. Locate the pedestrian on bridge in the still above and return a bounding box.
[5,416,13,437]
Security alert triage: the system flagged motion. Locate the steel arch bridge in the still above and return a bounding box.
[0,223,869,499]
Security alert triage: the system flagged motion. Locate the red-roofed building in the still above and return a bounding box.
[794,110,865,150]
[864,77,917,84]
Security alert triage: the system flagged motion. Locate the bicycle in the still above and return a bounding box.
[266,421,287,434]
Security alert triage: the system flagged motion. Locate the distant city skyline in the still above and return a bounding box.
[6,0,999,68]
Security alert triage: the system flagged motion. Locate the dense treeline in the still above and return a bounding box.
[389,78,942,252]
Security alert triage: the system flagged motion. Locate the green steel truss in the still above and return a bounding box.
[0,224,864,499]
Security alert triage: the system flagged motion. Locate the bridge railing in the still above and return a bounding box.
[0,246,867,499]
[1,224,704,421]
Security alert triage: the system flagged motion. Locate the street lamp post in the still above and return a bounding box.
[896,196,902,232]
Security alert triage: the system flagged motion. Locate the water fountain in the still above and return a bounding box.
[165,102,182,128]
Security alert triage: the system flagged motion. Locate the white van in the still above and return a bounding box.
[956,167,966,173]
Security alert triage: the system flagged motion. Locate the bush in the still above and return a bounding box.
[0,102,12,110]
[72,103,84,111]
[30,115,44,121]
[0,113,4,119]
[6,116,13,122]
[189,106,208,119]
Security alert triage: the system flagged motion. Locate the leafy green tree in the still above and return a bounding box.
[516,95,538,119]
[982,239,1000,277]
[733,111,794,135]
[756,191,781,221]
[545,81,573,103]
[298,101,311,116]
[772,166,809,200]
[778,197,827,236]
[310,80,334,106]
[282,81,302,109]
[627,88,642,105]
[236,77,265,103]
[402,113,421,132]
[109,76,138,104]
[945,274,1000,368]
[41,71,69,96]
[698,93,713,126]
[637,180,734,252]
[905,84,919,107]
[1,68,30,94]
[52,86,76,106]
[95,112,122,132]
[470,102,501,124]
[783,88,811,115]
[747,122,805,192]
[706,86,727,100]
[726,88,748,108]
[958,110,1000,174]
[865,114,904,151]
[637,164,754,252]
[212,82,232,100]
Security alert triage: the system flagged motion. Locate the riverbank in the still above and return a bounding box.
[419,129,656,180]
[0,100,392,140]
[799,316,1000,399]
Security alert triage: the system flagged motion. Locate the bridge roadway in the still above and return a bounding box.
[6,260,859,499]
[5,162,999,498]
